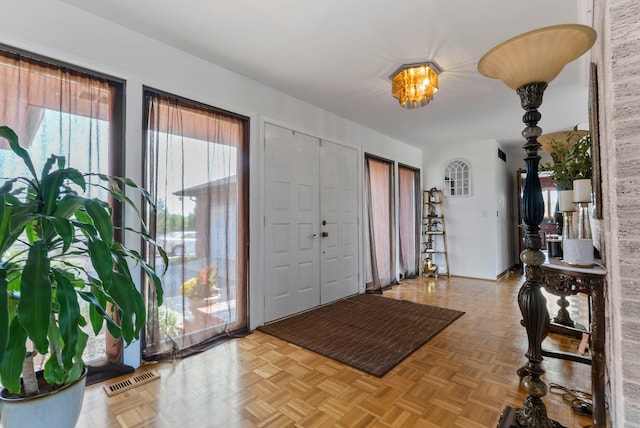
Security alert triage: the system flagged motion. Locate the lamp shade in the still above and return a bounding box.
[478,24,596,89]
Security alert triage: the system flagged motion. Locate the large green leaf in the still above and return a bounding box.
[63,168,86,192]
[88,301,105,337]
[0,194,29,255]
[121,177,154,208]
[86,238,114,287]
[54,195,87,219]
[50,217,74,253]
[53,270,80,369]
[17,240,51,354]
[40,168,70,216]
[0,178,14,195]
[66,330,88,383]
[0,126,37,181]
[85,199,113,247]
[0,317,28,393]
[123,227,169,274]
[107,272,144,344]
[44,322,65,386]
[141,261,164,306]
[112,245,133,282]
[77,289,120,337]
[40,155,61,183]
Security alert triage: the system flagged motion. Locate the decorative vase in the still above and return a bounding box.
[0,368,87,428]
[423,258,438,276]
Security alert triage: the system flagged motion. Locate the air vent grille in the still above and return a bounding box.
[103,370,160,397]
[498,148,507,162]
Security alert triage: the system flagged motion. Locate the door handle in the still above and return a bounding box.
[312,233,319,239]
[321,232,329,237]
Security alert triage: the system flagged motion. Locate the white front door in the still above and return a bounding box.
[264,125,320,322]
[320,141,359,304]
[264,124,360,322]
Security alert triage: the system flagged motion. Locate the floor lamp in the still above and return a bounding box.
[478,24,596,427]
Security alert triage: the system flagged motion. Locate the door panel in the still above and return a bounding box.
[320,141,359,304]
[265,125,320,322]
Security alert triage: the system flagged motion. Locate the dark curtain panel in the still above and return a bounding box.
[398,165,420,278]
[143,90,248,359]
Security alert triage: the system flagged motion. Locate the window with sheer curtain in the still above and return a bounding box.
[142,89,249,359]
[0,47,124,367]
[364,155,396,292]
[398,165,420,278]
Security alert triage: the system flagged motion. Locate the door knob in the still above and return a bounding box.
[321,232,329,237]
[312,233,319,239]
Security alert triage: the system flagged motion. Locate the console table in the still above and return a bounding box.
[540,259,606,427]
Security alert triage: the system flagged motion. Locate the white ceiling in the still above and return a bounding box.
[62,0,593,151]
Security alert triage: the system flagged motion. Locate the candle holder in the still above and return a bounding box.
[562,211,576,239]
[576,201,592,240]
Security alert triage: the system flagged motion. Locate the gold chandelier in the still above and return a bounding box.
[390,62,441,109]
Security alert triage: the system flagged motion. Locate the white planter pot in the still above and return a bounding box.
[0,369,87,428]
[563,238,594,266]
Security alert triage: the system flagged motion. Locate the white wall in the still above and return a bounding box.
[496,146,513,275]
[423,139,500,280]
[0,0,422,338]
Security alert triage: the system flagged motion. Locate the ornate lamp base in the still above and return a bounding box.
[498,405,567,428]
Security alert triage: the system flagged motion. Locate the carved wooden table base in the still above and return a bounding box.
[540,260,607,428]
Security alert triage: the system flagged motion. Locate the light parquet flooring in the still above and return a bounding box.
[76,274,604,427]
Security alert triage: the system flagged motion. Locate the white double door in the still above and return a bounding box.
[264,124,359,322]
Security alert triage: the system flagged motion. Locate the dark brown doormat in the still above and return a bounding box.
[258,294,464,377]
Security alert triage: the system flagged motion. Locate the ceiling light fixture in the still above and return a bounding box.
[389,62,441,109]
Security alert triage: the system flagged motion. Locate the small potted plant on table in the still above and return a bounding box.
[542,126,594,264]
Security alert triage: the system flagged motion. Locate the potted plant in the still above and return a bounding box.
[542,126,592,191]
[0,126,167,427]
[181,265,220,311]
[542,126,592,214]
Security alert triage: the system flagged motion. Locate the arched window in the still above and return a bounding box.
[443,159,471,196]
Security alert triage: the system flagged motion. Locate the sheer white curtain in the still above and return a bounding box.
[364,155,395,292]
[143,90,248,358]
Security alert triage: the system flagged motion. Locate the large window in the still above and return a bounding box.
[143,89,249,358]
[0,47,124,365]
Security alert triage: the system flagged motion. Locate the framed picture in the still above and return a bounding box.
[589,62,603,219]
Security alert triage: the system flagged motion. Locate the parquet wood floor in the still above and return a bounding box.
[76,274,605,427]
